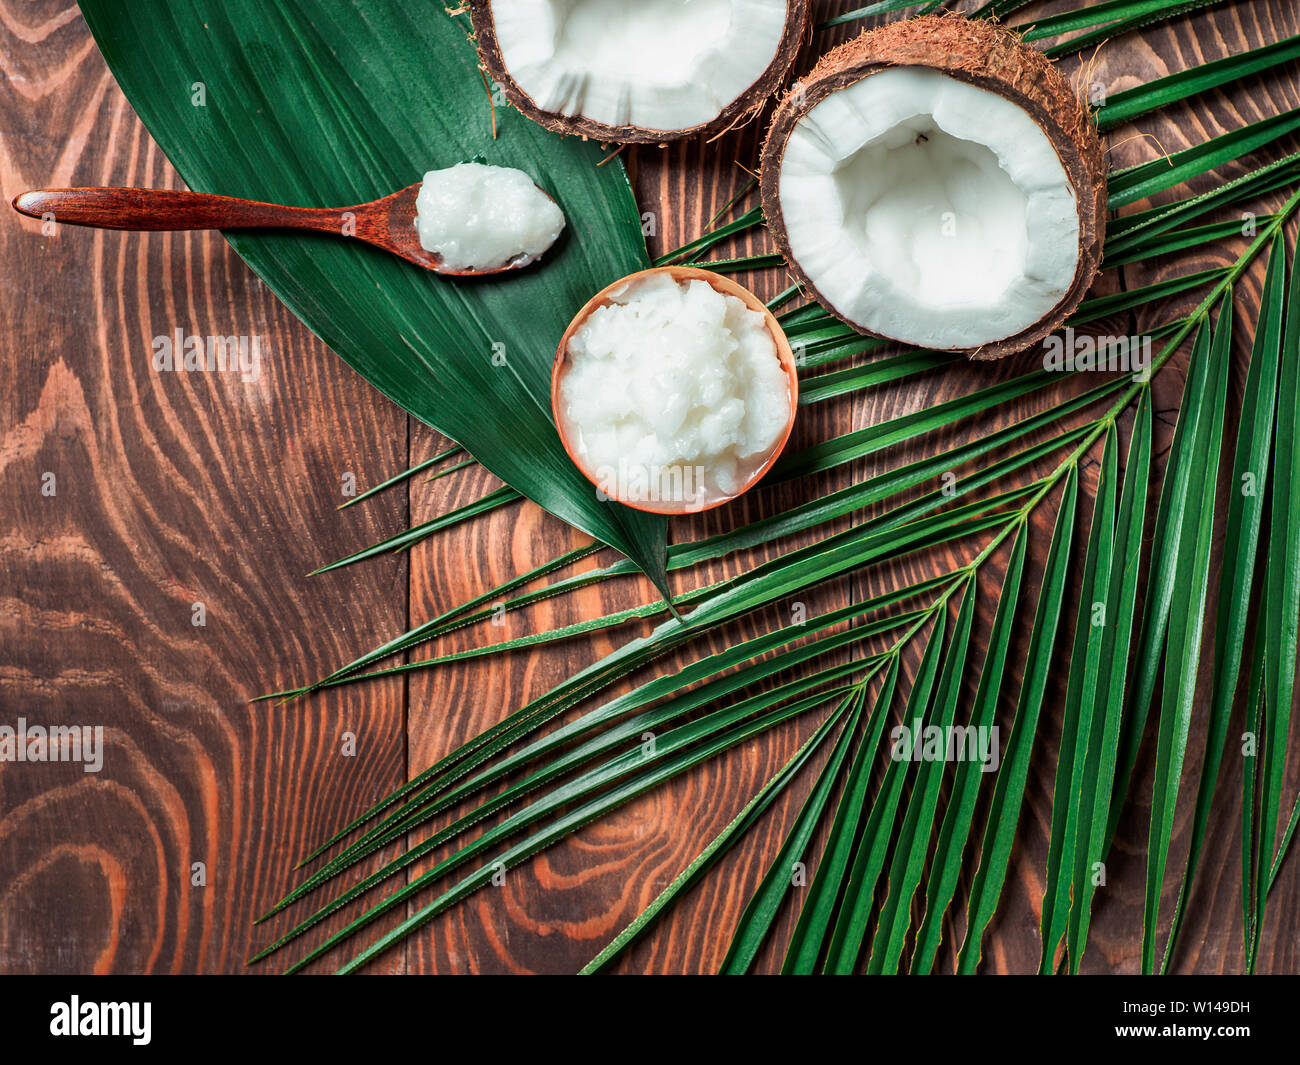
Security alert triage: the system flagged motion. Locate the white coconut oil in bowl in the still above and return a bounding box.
[552,266,798,515]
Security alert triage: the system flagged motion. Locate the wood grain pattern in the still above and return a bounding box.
[2,0,1297,975]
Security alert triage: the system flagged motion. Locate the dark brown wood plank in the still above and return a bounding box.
[0,1,411,973]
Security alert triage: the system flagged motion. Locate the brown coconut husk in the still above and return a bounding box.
[760,15,1107,360]
[468,0,810,145]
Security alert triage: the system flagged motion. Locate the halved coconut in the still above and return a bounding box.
[761,16,1106,359]
[468,0,809,143]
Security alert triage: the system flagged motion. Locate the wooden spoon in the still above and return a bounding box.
[10,184,548,277]
[552,266,799,516]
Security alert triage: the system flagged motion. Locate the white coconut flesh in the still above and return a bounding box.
[489,0,790,133]
[777,67,1081,350]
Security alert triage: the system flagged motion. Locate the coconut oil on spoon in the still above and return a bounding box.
[12,162,565,277]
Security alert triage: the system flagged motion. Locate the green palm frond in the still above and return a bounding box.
[1037,0,1229,58]
[1248,233,1300,968]
[911,528,1027,972]
[338,444,464,510]
[1142,305,1230,973]
[1095,35,1300,130]
[958,468,1079,973]
[583,686,871,975]
[1162,239,1286,972]
[821,601,957,974]
[772,661,904,974]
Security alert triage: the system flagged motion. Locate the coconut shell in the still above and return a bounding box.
[760,15,1107,360]
[468,0,810,144]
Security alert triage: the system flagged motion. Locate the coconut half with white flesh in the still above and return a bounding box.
[761,16,1106,359]
[468,0,809,143]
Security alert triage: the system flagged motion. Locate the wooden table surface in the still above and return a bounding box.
[2,0,1298,974]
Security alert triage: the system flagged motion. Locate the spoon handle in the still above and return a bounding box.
[11,187,346,233]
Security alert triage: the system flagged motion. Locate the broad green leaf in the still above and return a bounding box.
[78,0,671,596]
